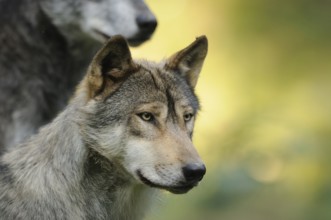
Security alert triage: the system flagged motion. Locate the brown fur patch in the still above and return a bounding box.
[85,35,138,99]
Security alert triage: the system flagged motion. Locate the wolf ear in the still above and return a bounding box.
[166,36,208,88]
[86,35,137,98]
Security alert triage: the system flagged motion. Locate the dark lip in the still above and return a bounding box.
[93,29,111,41]
[137,170,196,194]
[126,36,151,47]
[92,29,151,47]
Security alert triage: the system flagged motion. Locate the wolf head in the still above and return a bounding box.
[39,0,157,46]
[78,35,208,194]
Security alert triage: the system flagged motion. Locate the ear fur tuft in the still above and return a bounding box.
[166,35,208,88]
[86,35,137,98]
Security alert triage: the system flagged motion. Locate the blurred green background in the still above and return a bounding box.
[131,0,331,219]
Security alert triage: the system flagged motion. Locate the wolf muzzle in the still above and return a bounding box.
[182,163,206,184]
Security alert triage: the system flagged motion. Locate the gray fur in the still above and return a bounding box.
[0,35,207,219]
[0,107,155,220]
[0,0,157,152]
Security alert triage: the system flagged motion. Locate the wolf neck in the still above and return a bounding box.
[4,104,89,185]
[4,102,155,219]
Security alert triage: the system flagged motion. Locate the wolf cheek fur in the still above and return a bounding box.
[0,35,208,219]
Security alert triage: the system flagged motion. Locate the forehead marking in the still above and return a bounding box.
[153,68,178,121]
[165,89,177,121]
[148,70,159,91]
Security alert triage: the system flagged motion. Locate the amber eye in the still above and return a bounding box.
[138,112,154,122]
[183,113,194,122]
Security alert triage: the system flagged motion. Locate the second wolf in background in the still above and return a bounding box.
[0,0,157,151]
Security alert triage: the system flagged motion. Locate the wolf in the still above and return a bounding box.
[0,0,157,152]
[0,35,208,219]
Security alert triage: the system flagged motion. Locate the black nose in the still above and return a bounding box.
[182,163,206,183]
[136,15,157,35]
